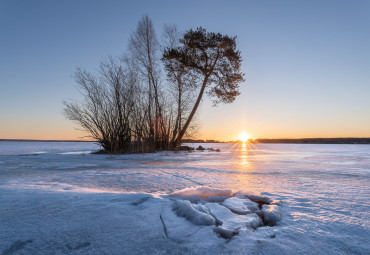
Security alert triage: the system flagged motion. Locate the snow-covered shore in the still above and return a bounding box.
[0,142,369,254]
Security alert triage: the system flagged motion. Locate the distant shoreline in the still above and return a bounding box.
[185,138,370,144]
[1,138,370,144]
[0,139,94,142]
[250,138,370,144]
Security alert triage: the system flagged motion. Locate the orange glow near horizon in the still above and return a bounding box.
[2,122,370,141]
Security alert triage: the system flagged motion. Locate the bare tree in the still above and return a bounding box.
[162,27,245,147]
[64,57,140,153]
[128,15,164,150]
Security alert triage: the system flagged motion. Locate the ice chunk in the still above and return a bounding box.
[254,209,264,218]
[242,199,260,212]
[204,196,230,203]
[193,203,209,214]
[205,203,262,230]
[161,202,204,241]
[236,189,261,196]
[270,200,282,206]
[172,200,215,226]
[222,197,251,215]
[185,226,225,249]
[236,192,273,204]
[262,204,281,226]
[176,195,202,203]
[178,195,230,204]
[243,213,263,229]
[170,187,233,198]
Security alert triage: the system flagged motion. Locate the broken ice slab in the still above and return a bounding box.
[262,204,281,226]
[236,192,273,204]
[170,187,233,198]
[222,197,251,215]
[205,203,263,230]
[270,200,282,206]
[172,200,216,226]
[162,202,208,241]
[242,198,260,212]
[213,226,238,239]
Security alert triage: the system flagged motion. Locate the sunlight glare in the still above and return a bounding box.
[238,132,250,143]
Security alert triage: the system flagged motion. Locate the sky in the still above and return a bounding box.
[0,0,369,141]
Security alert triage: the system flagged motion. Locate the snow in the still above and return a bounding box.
[0,142,370,254]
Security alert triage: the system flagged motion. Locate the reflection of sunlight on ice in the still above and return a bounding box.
[239,143,248,166]
[241,143,247,152]
[231,141,266,189]
[230,142,251,187]
[238,142,259,167]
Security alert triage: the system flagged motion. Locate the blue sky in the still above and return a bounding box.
[1,0,369,140]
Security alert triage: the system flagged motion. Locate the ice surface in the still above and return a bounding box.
[1,142,369,254]
[0,141,99,156]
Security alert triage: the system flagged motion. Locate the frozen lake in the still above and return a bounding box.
[0,141,369,254]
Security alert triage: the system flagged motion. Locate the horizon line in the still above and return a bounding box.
[1,137,370,143]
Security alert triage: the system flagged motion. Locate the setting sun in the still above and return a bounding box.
[238,132,250,142]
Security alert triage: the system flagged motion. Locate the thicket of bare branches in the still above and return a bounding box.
[64,16,244,154]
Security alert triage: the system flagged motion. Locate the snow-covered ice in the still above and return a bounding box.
[0,141,369,254]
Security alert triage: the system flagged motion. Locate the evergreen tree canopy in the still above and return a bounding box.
[163,27,244,105]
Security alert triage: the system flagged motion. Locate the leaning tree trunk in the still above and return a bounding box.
[174,76,209,147]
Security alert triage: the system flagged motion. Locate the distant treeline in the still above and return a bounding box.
[251,138,370,144]
[0,139,93,142]
[181,139,224,143]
